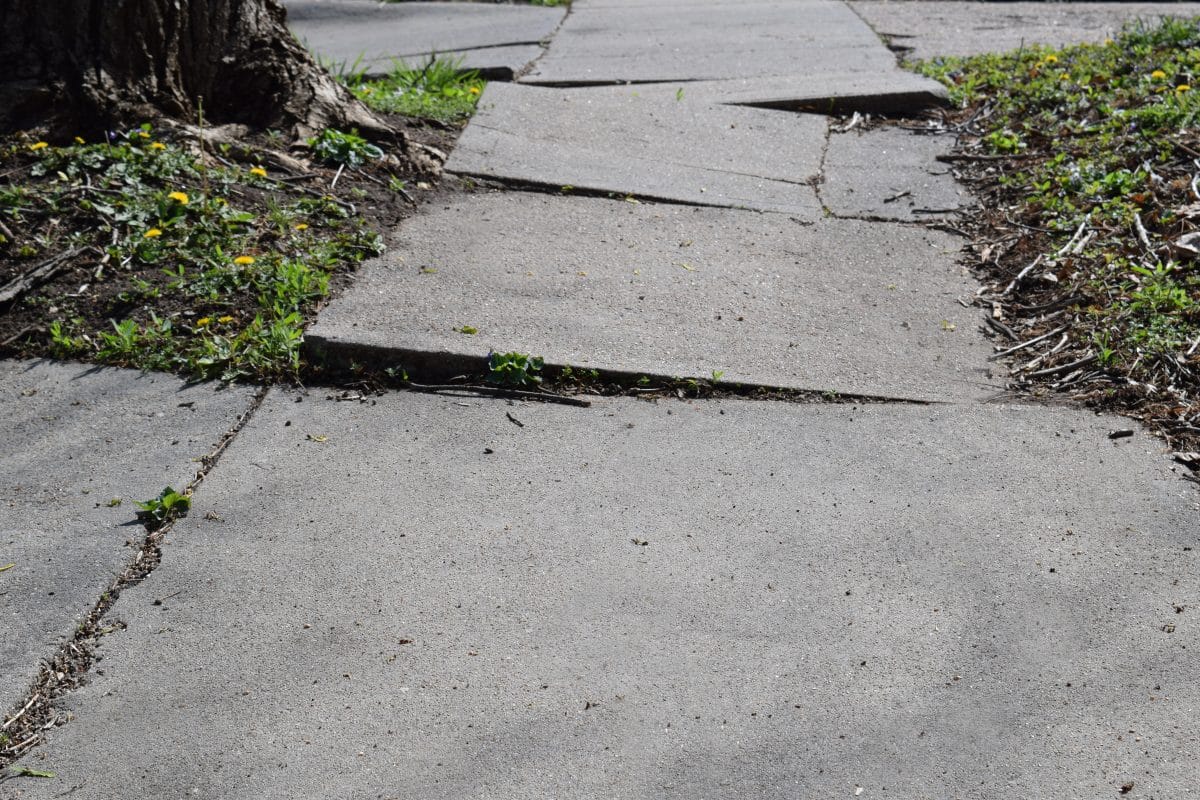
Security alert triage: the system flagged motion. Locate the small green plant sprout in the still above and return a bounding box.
[456,325,478,335]
[711,370,725,383]
[675,87,685,102]
[487,351,544,387]
[134,486,192,527]
[307,128,383,168]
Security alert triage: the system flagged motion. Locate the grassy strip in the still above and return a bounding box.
[915,18,1200,445]
[344,58,485,124]
[0,125,389,382]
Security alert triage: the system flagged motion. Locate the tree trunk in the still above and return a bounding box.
[0,0,393,142]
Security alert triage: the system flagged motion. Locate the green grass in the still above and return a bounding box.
[5,125,385,382]
[344,58,485,123]
[915,18,1200,412]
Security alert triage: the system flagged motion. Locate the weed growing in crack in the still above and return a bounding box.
[134,486,191,529]
[487,351,545,387]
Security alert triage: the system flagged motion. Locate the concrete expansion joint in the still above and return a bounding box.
[0,386,270,771]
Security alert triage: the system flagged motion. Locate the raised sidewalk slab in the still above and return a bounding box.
[12,390,1197,799]
[286,0,565,77]
[0,361,255,714]
[851,1,1200,62]
[447,82,827,216]
[307,191,994,402]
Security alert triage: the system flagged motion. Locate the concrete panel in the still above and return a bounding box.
[307,191,996,401]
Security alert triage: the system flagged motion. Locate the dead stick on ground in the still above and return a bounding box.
[1024,354,1098,379]
[1134,212,1154,253]
[0,247,87,305]
[1055,213,1091,257]
[1002,254,1043,296]
[406,382,591,408]
[988,326,1068,361]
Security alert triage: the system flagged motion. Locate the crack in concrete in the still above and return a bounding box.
[514,0,574,82]
[0,386,269,771]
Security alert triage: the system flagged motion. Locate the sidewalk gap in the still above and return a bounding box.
[300,339,949,408]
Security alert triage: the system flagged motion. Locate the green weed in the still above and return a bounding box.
[308,128,383,168]
[134,486,191,528]
[487,351,544,387]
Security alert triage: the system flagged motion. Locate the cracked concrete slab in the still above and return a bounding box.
[286,0,565,76]
[822,126,970,222]
[447,82,827,216]
[306,191,995,401]
[0,361,255,714]
[851,1,1200,62]
[524,0,900,84]
[11,390,1199,799]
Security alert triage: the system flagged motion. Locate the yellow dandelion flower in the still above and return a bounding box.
[1060,72,1071,81]
[138,131,150,139]
[1151,69,1167,80]
[217,315,235,324]
[29,142,49,151]
[233,255,255,265]
[168,191,189,205]
[74,136,85,145]
[195,317,212,327]
[1177,84,1192,94]
[1043,54,1058,64]
[249,166,267,178]
[150,142,166,150]
[144,228,163,239]
[294,223,309,231]
[468,86,481,95]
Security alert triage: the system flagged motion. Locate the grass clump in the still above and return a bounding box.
[345,58,485,123]
[915,17,1200,445]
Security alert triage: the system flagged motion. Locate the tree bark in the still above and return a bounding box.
[0,0,392,142]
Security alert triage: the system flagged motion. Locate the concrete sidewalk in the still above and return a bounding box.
[6,1,1200,797]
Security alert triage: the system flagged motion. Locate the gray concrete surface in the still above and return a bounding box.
[11,390,1199,798]
[307,191,995,401]
[287,0,565,76]
[447,82,827,216]
[524,0,899,84]
[851,1,1200,62]
[822,126,970,221]
[0,361,255,714]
